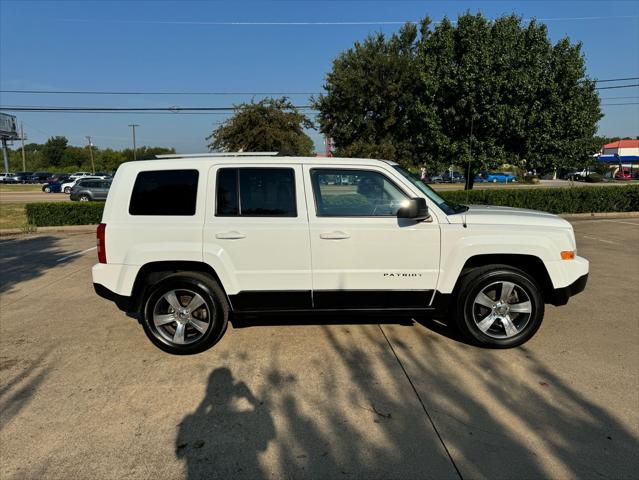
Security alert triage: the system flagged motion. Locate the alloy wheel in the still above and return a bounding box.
[472,281,533,339]
[151,288,213,345]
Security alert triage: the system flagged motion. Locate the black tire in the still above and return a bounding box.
[142,273,229,355]
[43,186,51,193]
[64,187,71,194]
[79,194,91,201]
[454,265,544,348]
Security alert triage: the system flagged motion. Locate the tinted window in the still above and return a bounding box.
[79,180,98,188]
[129,170,198,216]
[311,169,408,216]
[216,169,239,216]
[216,168,296,217]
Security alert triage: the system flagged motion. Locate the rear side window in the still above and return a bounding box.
[216,168,296,217]
[129,169,198,216]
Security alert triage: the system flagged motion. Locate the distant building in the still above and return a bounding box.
[598,139,639,174]
[602,139,639,156]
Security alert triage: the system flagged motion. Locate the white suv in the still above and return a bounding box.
[92,153,588,354]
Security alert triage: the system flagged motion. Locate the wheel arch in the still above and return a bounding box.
[129,261,230,313]
[453,254,554,302]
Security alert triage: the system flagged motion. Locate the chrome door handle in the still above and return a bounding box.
[215,231,247,240]
[320,231,350,240]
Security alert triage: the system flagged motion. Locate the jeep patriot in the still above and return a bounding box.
[93,153,588,354]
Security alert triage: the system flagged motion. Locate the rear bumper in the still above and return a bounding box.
[94,283,133,312]
[549,273,588,306]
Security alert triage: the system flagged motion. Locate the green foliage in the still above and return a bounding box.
[440,185,639,214]
[42,136,69,168]
[7,138,175,173]
[314,12,602,187]
[207,97,315,156]
[25,202,104,226]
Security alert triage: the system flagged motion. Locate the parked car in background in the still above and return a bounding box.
[69,171,93,180]
[46,174,70,183]
[61,176,103,193]
[486,172,517,183]
[27,172,53,184]
[427,174,443,184]
[42,181,64,193]
[442,171,465,183]
[70,178,112,201]
[565,169,592,181]
[474,173,487,183]
[7,172,33,183]
[614,169,632,180]
[0,172,16,183]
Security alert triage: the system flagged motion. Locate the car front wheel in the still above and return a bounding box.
[142,273,229,354]
[79,194,90,201]
[454,265,544,348]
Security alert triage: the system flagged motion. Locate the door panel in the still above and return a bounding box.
[304,165,440,309]
[203,164,312,307]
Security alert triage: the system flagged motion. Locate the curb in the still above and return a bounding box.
[559,211,639,219]
[0,224,98,237]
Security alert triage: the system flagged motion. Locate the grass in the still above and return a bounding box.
[0,203,28,230]
[0,184,43,192]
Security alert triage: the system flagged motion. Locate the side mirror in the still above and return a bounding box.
[398,197,431,221]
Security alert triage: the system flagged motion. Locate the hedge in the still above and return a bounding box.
[25,202,105,226]
[439,185,639,214]
[21,185,639,226]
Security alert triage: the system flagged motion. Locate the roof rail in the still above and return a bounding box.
[155,152,279,159]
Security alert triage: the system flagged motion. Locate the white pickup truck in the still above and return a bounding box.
[92,153,588,354]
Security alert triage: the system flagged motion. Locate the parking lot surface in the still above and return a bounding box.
[1,218,637,479]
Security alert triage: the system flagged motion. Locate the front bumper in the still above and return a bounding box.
[549,273,588,306]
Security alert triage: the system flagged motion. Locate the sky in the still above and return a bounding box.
[1,0,638,153]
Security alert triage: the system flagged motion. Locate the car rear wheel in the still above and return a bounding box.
[43,186,51,193]
[79,194,90,201]
[64,187,71,193]
[142,273,229,354]
[454,265,544,348]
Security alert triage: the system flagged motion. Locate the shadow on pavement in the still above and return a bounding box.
[0,235,81,295]
[178,316,637,479]
[0,348,53,431]
[176,368,275,479]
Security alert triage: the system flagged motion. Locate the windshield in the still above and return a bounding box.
[393,166,468,215]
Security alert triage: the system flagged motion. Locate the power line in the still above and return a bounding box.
[1,78,637,96]
[0,105,315,112]
[601,102,639,106]
[0,89,318,96]
[595,84,639,90]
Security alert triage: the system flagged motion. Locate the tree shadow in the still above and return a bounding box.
[176,367,275,480]
[0,348,53,431]
[183,314,637,479]
[0,235,81,295]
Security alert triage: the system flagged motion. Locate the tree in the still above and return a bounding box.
[41,136,69,168]
[314,13,602,189]
[207,97,315,156]
[313,23,439,169]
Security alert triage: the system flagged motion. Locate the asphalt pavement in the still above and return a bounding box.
[0,218,637,479]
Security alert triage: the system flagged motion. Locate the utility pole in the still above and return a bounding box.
[128,124,139,160]
[86,136,96,174]
[20,122,26,171]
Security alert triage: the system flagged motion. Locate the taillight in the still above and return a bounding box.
[97,223,107,263]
